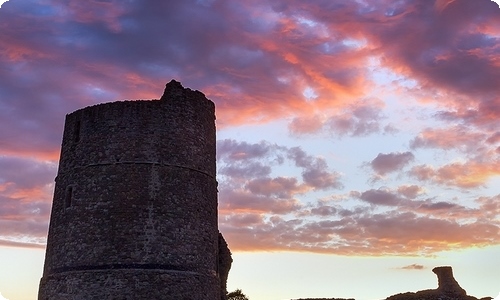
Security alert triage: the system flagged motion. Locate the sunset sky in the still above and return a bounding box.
[0,0,499,299]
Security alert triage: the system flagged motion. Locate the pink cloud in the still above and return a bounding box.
[410,126,487,152]
[288,98,387,137]
[397,185,424,199]
[288,115,324,135]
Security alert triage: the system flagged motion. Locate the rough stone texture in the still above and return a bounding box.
[38,80,231,300]
[218,233,232,300]
[432,266,466,296]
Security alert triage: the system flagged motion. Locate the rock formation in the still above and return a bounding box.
[386,266,491,300]
[433,266,467,297]
[219,233,233,300]
[293,266,492,300]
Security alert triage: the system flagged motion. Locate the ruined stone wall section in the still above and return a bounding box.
[218,233,233,300]
[39,81,222,299]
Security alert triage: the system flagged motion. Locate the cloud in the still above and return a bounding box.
[220,179,499,255]
[0,157,56,190]
[217,140,342,217]
[410,126,487,153]
[398,264,425,270]
[217,139,278,161]
[370,152,415,176]
[374,1,500,133]
[310,205,338,217]
[287,147,343,190]
[397,185,424,199]
[219,189,302,215]
[356,188,402,206]
[288,98,387,137]
[288,115,324,135]
[245,177,307,198]
[0,157,54,247]
[218,140,342,191]
[409,160,500,189]
[220,208,499,255]
[1,0,499,255]
[1,0,499,133]
[219,162,272,179]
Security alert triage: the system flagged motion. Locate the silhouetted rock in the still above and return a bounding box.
[386,266,486,300]
[433,266,466,296]
[291,266,492,300]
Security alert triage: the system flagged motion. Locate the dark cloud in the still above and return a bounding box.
[2,0,499,141]
[310,205,338,217]
[399,264,425,270]
[364,0,500,126]
[357,188,402,206]
[287,147,343,190]
[246,177,304,199]
[371,152,415,175]
[418,201,459,211]
[219,189,302,215]
[219,162,272,179]
[217,140,342,221]
[217,139,278,161]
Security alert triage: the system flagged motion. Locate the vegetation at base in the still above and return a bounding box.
[227,289,249,300]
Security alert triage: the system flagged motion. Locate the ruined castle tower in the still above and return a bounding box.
[38,80,231,299]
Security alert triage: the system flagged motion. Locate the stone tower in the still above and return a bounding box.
[38,80,231,300]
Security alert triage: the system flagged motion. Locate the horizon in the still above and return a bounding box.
[0,0,499,299]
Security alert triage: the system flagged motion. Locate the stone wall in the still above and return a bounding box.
[39,80,229,299]
[218,233,233,300]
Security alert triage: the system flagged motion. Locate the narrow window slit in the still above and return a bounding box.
[74,120,81,143]
[65,186,74,208]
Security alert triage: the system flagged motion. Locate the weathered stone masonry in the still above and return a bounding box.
[38,80,232,300]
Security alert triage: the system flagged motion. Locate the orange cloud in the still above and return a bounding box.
[410,160,500,189]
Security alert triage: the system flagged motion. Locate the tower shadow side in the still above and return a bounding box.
[38,80,222,299]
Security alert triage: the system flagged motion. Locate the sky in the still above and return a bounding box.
[0,0,499,299]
